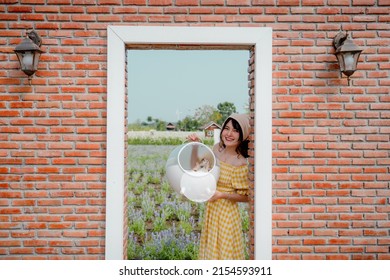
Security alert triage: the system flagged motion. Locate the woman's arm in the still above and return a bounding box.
[208,190,249,203]
[186,133,200,169]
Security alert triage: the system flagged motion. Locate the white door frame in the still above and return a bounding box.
[106,26,272,260]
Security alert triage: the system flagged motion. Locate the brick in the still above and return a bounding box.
[148,0,171,4]
[48,240,74,247]
[35,248,59,254]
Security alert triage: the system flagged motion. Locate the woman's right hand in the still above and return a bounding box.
[186,133,200,142]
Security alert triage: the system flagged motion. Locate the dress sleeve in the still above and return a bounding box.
[232,165,249,196]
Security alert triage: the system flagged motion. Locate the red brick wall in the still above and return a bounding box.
[1,1,389,260]
[248,46,256,258]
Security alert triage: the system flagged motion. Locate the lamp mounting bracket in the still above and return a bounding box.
[26,30,42,47]
[333,31,347,49]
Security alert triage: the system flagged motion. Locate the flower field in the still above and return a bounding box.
[127,144,249,260]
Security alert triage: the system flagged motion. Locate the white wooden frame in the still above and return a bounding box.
[106,26,272,260]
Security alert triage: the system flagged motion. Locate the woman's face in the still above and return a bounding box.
[221,120,241,148]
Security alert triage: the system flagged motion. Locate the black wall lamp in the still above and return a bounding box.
[333,31,363,86]
[14,30,43,84]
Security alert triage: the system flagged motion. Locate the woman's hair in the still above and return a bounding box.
[219,117,249,158]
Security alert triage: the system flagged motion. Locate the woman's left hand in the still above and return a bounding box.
[208,191,249,203]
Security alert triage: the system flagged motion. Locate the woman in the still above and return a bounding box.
[188,113,250,260]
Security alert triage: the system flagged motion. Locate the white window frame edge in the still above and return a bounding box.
[106,26,272,260]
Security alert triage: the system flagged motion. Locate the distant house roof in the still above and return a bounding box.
[166,122,176,130]
[201,121,221,130]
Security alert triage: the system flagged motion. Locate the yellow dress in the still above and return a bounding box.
[198,161,249,260]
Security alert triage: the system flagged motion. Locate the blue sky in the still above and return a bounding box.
[127,49,250,123]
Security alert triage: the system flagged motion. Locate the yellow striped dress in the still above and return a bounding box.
[198,161,249,260]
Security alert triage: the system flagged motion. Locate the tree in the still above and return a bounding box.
[210,110,223,125]
[194,105,218,125]
[155,119,166,131]
[177,116,201,131]
[217,102,237,124]
[138,116,167,131]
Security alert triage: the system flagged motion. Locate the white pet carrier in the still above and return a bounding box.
[165,142,220,202]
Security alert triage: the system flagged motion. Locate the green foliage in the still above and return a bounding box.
[146,173,161,184]
[177,201,192,222]
[132,183,145,195]
[140,228,199,260]
[129,212,146,238]
[129,116,167,131]
[217,102,237,124]
[176,116,201,131]
[128,137,183,145]
[128,136,214,146]
[152,212,168,232]
[240,203,250,232]
[179,220,193,235]
[128,101,238,132]
[154,191,166,205]
[193,105,217,125]
[141,193,155,222]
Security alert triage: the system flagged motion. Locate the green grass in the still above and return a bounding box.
[128,137,214,146]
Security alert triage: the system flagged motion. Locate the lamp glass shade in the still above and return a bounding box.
[22,51,34,68]
[335,48,362,77]
[15,50,42,76]
[14,35,43,77]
